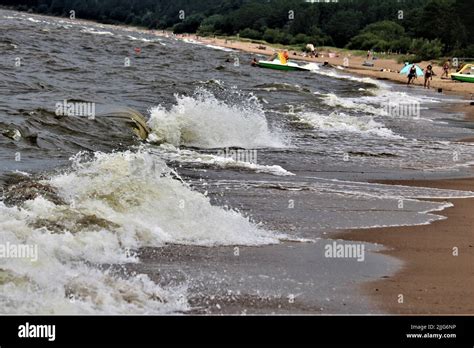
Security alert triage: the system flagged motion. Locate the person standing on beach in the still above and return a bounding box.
[407,65,417,85]
[442,60,450,78]
[424,65,435,89]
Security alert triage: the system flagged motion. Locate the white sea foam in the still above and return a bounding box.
[147,89,285,149]
[154,145,295,176]
[0,150,286,314]
[254,83,306,93]
[313,177,474,200]
[295,111,403,139]
[126,35,160,43]
[27,17,41,23]
[308,65,382,86]
[204,44,234,52]
[47,151,283,246]
[181,38,234,51]
[318,87,447,121]
[321,93,387,116]
[80,27,114,36]
[373,89,441,105]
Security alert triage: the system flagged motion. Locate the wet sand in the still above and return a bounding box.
[335,178,474,314]
[459,102,474,121]
[182,34,474,314]
[136,241,399,314]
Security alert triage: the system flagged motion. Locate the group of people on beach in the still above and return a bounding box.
[406,63,436,89]
[406,59,457,89]
[248,43,458,92]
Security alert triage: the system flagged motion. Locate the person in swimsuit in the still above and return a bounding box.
[442,60,450,78]
[424,65,435,89]
[407,65,417,85]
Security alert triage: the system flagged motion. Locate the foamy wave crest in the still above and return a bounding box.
[295,111,403,139]
[368,89,442,106]
[204,44,234,52]
[147,89,284,148]
[0,150,284,313]
[0,198,188,314]
[50,151,283,246]
[320,89,446,121]
[154,145,295,176]
[254,83,308,93]
[181,39,233,51]
[309,66,382,87]
[80,27,114,36]
[322,93,387,116]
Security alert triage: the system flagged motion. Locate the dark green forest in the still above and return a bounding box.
[2,0,473,58]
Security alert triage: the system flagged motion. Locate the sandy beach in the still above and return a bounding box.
[336,178,474,314]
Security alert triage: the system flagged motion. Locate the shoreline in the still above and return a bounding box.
[175,31,474,314]
[4,9,474,314]
[4,7,473,98]
[179,34,474,99]
[52,16,474,314]
[4,8,474,98]
[171,30,474,314]
[335,178,474,314]
[179,30,474,314]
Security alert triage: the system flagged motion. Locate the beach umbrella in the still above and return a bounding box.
[400,64,424,77]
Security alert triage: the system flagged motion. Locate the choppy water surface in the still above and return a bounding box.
[1,10,474,314]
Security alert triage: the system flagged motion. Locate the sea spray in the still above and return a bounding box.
[147,89,285,148]
[0,149,286,314]
[48,150,284,246]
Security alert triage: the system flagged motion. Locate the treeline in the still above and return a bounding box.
[2,0,473,59]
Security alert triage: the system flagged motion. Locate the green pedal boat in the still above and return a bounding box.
[451,64,474,83]
[257,60,311,72]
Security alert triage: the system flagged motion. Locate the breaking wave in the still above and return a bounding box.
[147,89,285,149]
[154,145,295,176]
[0,150,286,314]
[321,93,388,116]
[294,111,403,139]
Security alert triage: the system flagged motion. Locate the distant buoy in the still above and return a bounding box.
[134,47,141,54]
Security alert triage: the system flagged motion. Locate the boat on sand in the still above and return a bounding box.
[451,64,474,83]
